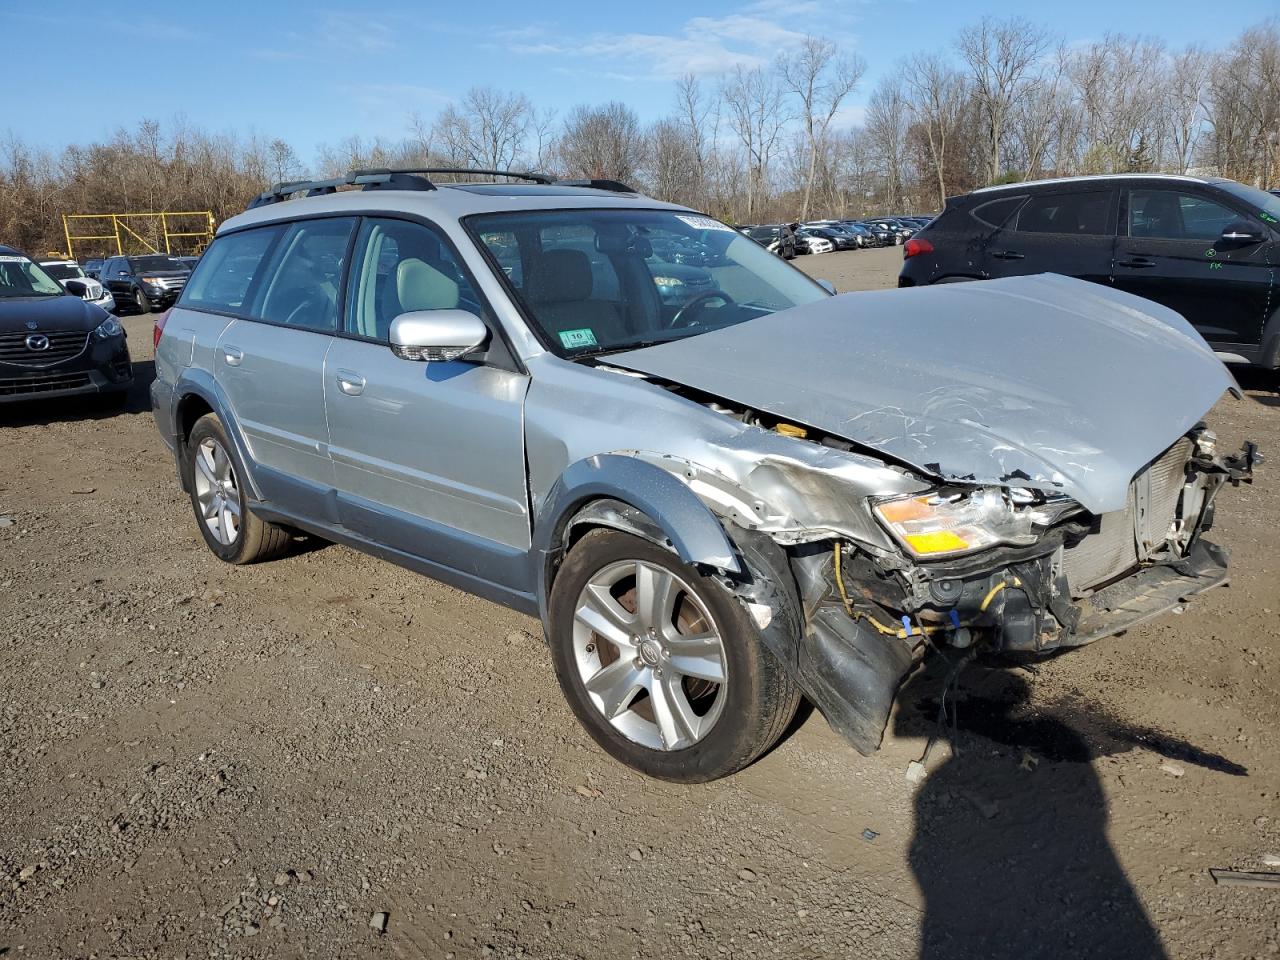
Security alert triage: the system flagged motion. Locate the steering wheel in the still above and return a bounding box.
[283,294,328,327]
[670,290,735,328]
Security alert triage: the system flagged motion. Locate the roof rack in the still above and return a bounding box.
[245,167,638,210]
[552,178,638,194]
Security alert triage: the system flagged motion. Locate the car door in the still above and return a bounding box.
[1112,186,1272,351]
[213,216,355,513]
[982,188,1117,285]
[323,216,532,586]
[103,257,131,301]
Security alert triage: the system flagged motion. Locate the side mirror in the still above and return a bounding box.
[1219,219,1265,248]
[63,279,89,297]
[389,309,488,362]
[816,279,837,295]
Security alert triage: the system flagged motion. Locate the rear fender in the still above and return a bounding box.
[171,369,263,501]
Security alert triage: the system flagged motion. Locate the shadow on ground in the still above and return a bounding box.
[894,655,1247,960]
[1232,365,1280,407]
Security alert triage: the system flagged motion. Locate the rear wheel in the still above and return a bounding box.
[185,414,290,564]
[548,529,799,782]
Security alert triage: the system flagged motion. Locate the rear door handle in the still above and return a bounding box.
[991,250,1024,261]
[222,346,243,366]
[1116,257,1156,269]
[335,370,366,396]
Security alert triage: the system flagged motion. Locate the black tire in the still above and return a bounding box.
[547,529,800,783]
[184,413,291,564]
[133,287,150,314]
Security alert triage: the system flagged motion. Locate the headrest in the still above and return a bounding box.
[527,248,593,302]
[397,258,459,312]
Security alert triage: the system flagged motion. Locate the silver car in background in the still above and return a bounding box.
[38,259,116,312]
[150,168,1257,782]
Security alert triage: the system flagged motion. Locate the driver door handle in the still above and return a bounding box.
[1116,257,1156,269]
[335,370,366,396]
[222,346,243,366]
[991,250,1024,260]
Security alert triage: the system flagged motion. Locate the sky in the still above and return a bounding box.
[7,0,1277,165]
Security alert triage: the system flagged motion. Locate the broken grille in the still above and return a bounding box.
[1062,438,1192,595]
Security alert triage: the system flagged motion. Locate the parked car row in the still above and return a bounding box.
[738,216,934,257]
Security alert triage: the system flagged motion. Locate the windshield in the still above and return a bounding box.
[40,262,84,282]
[469,209,828,358]
[0,255,65,298]
[132,255,186,272]
[1215,180,1280,226]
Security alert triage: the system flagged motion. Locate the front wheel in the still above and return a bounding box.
[133,288,150,314]
[185,414,291,564]
[548,529,800,782]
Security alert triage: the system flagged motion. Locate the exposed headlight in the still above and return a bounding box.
[652,276,684,287]
[873,488,1038,558]
[92,316,123,340]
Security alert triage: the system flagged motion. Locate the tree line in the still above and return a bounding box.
[2,16,1277,257]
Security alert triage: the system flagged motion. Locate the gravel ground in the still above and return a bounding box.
[1,244,1278,959]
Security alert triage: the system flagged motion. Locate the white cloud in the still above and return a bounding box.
[503,1,868,81]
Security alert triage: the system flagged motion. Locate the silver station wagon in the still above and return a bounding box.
[151,168,1257,782]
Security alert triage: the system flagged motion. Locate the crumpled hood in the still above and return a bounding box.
[0,293,109,334]
[610,274,1237,515]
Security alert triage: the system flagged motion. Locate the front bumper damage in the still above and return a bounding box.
[720,435,1258,756]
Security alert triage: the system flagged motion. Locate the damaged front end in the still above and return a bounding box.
[646,423,1258,757]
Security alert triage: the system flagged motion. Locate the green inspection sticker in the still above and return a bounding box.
[558,328,598,349]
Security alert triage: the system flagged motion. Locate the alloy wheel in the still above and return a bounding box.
[572,559,728,751]
[192,437,241,546]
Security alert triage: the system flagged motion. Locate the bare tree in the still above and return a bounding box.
[781,36,866,219]
[433,87,534,172]
[1165,46,1211,174]
[957,17,1051,183]
[558,102,645,182]
[721,65,790,220]
[903,53,968,207]
[865,76,910,211]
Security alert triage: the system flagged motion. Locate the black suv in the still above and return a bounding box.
[0,245,132,404]
[900,174,1280,369]
[100,254,191,314]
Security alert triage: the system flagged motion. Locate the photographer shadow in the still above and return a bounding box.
[896,657,1246,960]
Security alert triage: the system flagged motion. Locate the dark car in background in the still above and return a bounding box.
[100,253,191,314]
[851,221,896,246]
[0,245,132,404]
[83,257,105,279]
[742,224,797,260]
[899,173,1280,370]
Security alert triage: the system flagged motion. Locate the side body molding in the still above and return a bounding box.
[532,453,741,621]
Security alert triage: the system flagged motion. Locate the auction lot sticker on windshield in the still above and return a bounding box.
[0,256,31,263]
[559,328,598,349]
[676,215,733,232]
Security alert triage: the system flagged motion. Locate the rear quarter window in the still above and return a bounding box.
[181,225,282,314]
[970,196,1025,228]
[1015,192,1112,236]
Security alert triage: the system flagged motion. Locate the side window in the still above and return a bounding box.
[971,196,1025,228]
[105,258,122,277]
[1015,192,1112,236]
[180,226,281,314]
[344,218,481,340]
[252,217,356,332]
[1127,190,1239,241]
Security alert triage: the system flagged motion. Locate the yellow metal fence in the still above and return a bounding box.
[61,211,216,260]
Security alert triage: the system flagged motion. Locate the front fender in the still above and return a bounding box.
[532,453,741,620]
[171,369,263,501]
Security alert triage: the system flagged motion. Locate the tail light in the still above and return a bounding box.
[903,237,934,259]
[153,309,171,351]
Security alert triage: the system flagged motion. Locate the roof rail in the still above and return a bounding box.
[552,178,638,194]
[353,167,556,185]
[246,169,439,209]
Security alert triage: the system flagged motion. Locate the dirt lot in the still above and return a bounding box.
[2,244,1278,959]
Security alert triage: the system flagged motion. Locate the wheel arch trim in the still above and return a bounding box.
[170,370,263,500]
